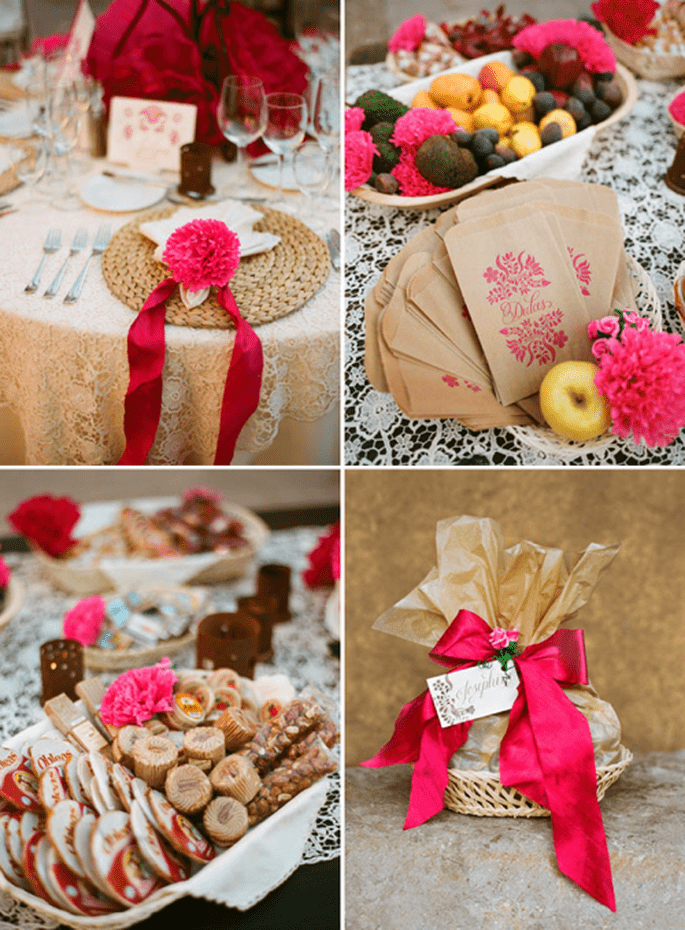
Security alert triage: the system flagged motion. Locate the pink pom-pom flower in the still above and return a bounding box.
[163,219,241,292]
[513,18,616,73]
[589,309,685,446]
[391,108,458,154]
[345,129,378,191]
[100,658,177,727]
[63,596,106,647]
[388,14,427,53]
[345,107,365,134]
[0,556,10,590]
[490,627,519,650]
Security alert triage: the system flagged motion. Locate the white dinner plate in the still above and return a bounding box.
[249,154,299,192]
[79,174,168,212]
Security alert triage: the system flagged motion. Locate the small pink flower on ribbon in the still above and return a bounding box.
[63,596,106,647]
[163,218,241,309]
[489,627,519,650]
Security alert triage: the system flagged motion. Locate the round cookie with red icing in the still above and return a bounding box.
[130,799,191,883]
[146,787,216,863]
[90,811,165,907]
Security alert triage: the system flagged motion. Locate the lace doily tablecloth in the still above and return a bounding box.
[345,63,685,465]
[0,161,339,465]
[0,524,340,929]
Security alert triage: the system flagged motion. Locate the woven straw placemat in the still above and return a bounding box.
[0,134,21,197]
[102,204,331,329]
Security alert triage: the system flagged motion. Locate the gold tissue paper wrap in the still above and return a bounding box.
[373,514,624,771]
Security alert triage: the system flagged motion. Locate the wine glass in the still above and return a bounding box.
[263,92,308,200]
[313,73,340,154]
[7,136,48,211]
[293,141,333,206]
[47,85,82,210]
[217,75,267,195]
[294,0,340,130]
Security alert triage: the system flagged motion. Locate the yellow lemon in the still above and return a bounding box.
[472,102,514,136]
[510,123,542,158]
[501,75,537,114]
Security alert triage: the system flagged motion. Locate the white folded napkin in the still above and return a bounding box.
[140,200,280,263]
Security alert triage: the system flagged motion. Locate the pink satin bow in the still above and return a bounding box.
[117,280,263,466]
[361,609,616,911]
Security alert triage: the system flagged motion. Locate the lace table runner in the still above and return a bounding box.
[345,64,685,465]
[0,525,340,928]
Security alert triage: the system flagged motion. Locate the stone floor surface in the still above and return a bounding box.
[346,751,685,930]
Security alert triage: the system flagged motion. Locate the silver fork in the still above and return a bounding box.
[43,227,88,298]
[63,225,111,304]
[25,227,62,293]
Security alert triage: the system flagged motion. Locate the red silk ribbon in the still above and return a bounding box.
[361,609,616,911]
[117,281,263,466]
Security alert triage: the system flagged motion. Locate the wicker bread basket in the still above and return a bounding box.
[445,744,632,818]
[604,27,685,79]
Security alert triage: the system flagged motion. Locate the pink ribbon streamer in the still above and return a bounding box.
[361,609,616,911]
[117,282,263,466]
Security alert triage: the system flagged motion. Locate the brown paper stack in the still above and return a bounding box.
[365,179,635,428]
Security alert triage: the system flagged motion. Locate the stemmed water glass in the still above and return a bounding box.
[293,141,334,206]
[313,73,340,155]
[217,75,267,196]
[263,93,308,201]
[47,84,82,210]
[7,136,48,211]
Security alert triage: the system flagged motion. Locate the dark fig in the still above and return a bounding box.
[590,99,612,123]
[451,130,473,147]
[512,48,534,69]
[564,97,586,123]
[495,143,518,163]
[520,67,546,92]
[537,43,584,90]
[595,78,622,108]
[374,173,399,195]
[549,90,570,108]
[533,91,557,119]
[471,132,496,159]
[476,127,500,145]
[484,153,507,171]
[540,122,563,146]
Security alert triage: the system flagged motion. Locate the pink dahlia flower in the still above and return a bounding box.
[345,107,365,134]
[100,658,177,727]
[345,130,377,190]
[0,556,10,590]
[513,19,616,73]
[391,150,450,197]
[63,596,106,647]
[594,326,685,446]
[391,108,458,153]
[388,14,426,54]
[163,219,240,292]
[490,627,519,650]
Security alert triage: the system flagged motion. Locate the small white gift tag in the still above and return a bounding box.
[427,660,520,728]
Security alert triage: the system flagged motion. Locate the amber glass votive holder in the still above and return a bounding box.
[256,563,291,622]
[237,594,278,660]
[178,141,215,199]
[39,639,83,705]
[196,612,261,679]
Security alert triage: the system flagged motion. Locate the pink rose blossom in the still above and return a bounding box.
[591,338,617,361]
[0,557,10,590]
[345,130,377,191]
[589,316,620,339]
[391,108,458,153]
[100,658,177,727]
[489,627,519,650]
[513,19,616,73]
[163,219,240,292]
[63,596,106,647]
[345,107,365,134]
[388,14,426,54]
[622,309,650,330]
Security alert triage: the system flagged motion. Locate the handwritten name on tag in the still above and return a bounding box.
[427,660,519,728]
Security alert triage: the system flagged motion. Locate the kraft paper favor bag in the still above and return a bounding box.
[445,205,591,407]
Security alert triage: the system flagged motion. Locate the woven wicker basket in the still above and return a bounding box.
[445,744,632,818]
[605,27,685,79]
[508,255,661,461]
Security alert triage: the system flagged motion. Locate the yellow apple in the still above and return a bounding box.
[539,361,611,442]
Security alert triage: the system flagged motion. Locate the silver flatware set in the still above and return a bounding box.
[24,224,111,301]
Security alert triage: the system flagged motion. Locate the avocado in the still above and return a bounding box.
[414,135,479,189]
[353,90,409,130]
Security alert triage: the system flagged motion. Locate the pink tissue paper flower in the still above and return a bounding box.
[490,628,519,650]
[592,324,685,446]
[391,149,450,197]
[345,107,365,134]
[163,219,240,292]
[513,18,616,73]
[345,130,378,191]
[388,14,427,53]
[183,485,223,504]
[100,658,177,727]
[0,556,10,590]
[391,108,458,153]
[63,596,106,647]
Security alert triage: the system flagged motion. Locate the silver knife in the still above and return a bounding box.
[327,229,340,271]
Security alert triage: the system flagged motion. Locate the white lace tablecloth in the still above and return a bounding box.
[0,160,339,465]
[345,63,685,466]
[0,524,340,929]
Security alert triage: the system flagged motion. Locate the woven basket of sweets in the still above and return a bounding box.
[36,496,269,596]
[604,25,685,79]
[0,672,338,929]
[445,744,632,818]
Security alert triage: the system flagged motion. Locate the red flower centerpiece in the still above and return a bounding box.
[8,495,80,558]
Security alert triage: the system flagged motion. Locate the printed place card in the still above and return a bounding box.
[427,660,520,728]
[107,97,197,173]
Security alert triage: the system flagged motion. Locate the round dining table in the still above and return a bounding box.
[345,61,685,466]
[0,137,340,466]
